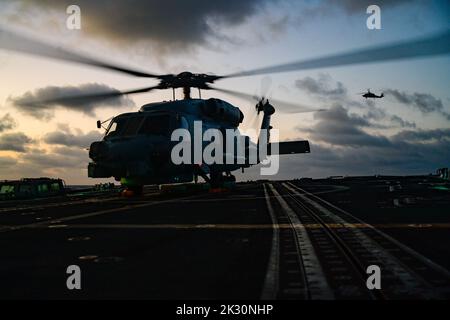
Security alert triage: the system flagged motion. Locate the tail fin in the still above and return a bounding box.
[255,100,310,159]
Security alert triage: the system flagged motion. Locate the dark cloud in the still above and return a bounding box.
[0,124,101,182]
[9,0,275,51]
[391,128,450,142]
[43,128,103,148]
[390,115,416,129]
[0,143,93,183]
[300,0,413,18]
[9,83,135,120]
[266,15,290,35]
[307,105,447,153]
[23,149,88,169]
[234,104,449,180]
[0,132,33,152]
[385,89,450,120]
[299,136,448,177]
[293,0,416,28]
[0,113,16,132]
[295,74,347,98]
[237,132,450,180]
[329,0,411,14]
[294,74,418,129]
[308,104,392,147]
[361,106,386,122]
[0,156,17,168]
[304,105,450,172]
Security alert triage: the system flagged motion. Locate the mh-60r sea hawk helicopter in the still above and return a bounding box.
[89,73,313,192]
[359,89,384,99]
[2,27,449,193]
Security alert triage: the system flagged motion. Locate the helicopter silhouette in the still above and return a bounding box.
[359,89,384,99]
[1,27,449,193]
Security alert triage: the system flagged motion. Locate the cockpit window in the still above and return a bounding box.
[105,117,128,138]
[138,115,170,136]
[122,116,144,136]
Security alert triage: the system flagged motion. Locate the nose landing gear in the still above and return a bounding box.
[121,185,143,197]
[209,171,236,192]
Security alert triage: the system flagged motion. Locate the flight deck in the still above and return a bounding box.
[1,176,449,299]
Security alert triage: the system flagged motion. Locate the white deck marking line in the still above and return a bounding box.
[3,222,450,231]
[49,223,280,229]
[287,182,450,280]
[0,194,209,234]
[0,187,348,213]
[260,184,280,300]
[0,195,127,213]
[109,196,270,204]
[268,183,334,300]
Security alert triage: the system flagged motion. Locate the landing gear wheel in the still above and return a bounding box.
[129,185,143,195]
[209,172,235,192]
[223,174,236,183]
[210,172,223,189]
[122,185,143,197]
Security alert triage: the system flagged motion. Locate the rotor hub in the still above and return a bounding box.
[157,72,221,91]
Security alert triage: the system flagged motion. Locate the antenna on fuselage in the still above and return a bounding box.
[183,86,191,100]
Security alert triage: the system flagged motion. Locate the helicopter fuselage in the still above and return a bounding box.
[88,98,249,187]
[362,92,384,99]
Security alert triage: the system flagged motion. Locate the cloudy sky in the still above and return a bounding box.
[0,0,449,184]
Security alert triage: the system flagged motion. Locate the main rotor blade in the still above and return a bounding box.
[0,26,159,78]
[20,85,160,107]
[224,30,450,78]
[212,87,325,114]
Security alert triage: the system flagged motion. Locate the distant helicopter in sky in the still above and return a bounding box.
[359,89,384,99]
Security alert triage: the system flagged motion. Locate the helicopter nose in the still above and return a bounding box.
[89,141,109,161]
